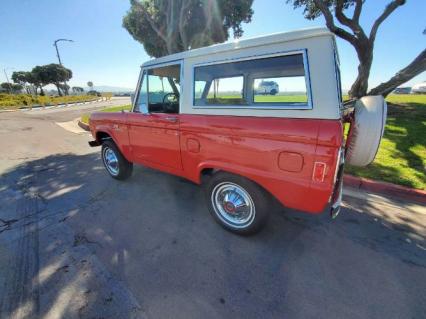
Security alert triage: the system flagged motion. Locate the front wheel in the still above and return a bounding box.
[101,140,133,180]
[204,172,270,235]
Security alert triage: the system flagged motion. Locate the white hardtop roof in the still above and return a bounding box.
[141,27,332,67]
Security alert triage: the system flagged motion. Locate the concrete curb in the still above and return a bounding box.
[78,120,90,131]
[344,174,426,204]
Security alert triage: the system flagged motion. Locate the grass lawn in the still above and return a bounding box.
[254,94,307,103]
[346,94,425,190]
[80,104,131,124]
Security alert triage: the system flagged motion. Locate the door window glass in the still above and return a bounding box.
[147,64,181,113]
[134,71,147,113]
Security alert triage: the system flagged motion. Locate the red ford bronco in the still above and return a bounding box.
[89,28,386,235]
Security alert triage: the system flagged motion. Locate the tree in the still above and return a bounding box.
[0,82,22,94]
[32,64,72,96]
[27,69,45,96]
[123,0,254,58]
[11,83,23,93]
[87,81,94,91]
[72,86,85,94]
[0,82,12,93]
[11,71,32,94]
[286,0,426,98]
[59,83,70,94]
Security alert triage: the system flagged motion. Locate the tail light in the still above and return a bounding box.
[312,162,326,182]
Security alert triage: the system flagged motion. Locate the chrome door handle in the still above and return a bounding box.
[165,117,178,123]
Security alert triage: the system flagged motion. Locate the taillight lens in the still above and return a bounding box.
[312,162,327,182]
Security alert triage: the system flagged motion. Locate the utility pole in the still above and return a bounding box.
[53,38,74,95]
[3,68,13,94]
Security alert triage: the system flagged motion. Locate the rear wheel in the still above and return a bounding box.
[101,140,133,180]
[204,172,270,235]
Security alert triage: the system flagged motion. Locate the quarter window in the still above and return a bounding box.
[193,53,310,108]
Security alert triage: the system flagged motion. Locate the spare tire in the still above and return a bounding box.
[346,95,387,167]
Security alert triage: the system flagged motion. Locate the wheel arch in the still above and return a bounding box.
[93,129,131,162]
[96,131,113,143]
[198,164,272,200]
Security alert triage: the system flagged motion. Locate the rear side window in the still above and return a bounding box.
[193,52,311,108]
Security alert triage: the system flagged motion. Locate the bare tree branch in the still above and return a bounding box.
[335,0,367,42]
[312,0,357,46]
[370,0,405,43]
[368,48,426,97]
[353,0,363,23]
[335,1,354,28]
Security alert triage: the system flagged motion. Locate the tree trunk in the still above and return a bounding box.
[55,83,62,96]
[349,45,373,98]
[368,48,426,97]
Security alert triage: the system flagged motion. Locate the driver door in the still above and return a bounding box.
[127,62,182,170]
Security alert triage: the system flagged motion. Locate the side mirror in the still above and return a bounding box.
[130,93,135,105]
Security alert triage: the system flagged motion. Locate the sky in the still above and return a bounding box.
[0,0,425,91]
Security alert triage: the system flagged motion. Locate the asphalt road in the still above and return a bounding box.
[0,100,425,319]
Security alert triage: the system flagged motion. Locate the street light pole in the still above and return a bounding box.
[53,38,74,95]
[53,38,73,66]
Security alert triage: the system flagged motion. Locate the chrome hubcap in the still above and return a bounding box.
[103,147,119,176]
[211,182,255,228]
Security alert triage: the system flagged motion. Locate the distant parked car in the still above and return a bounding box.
[393,87,411,94]
[87,90,102,97]
[411,82,426,94]
[255,80,279,95]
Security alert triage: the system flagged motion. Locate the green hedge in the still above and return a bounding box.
[0,94,99,109]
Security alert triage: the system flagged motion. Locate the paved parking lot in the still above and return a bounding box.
[0,101,425,319]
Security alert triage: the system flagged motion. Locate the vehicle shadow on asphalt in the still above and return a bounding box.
[0,152,425,318]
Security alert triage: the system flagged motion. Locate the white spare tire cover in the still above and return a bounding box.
[346,95,387,167]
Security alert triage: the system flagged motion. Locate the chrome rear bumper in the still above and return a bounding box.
[330,149,345,218]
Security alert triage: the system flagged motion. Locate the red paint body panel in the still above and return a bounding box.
[89,112,132,159]
[90,112,343,214]
[127,113,182,170]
